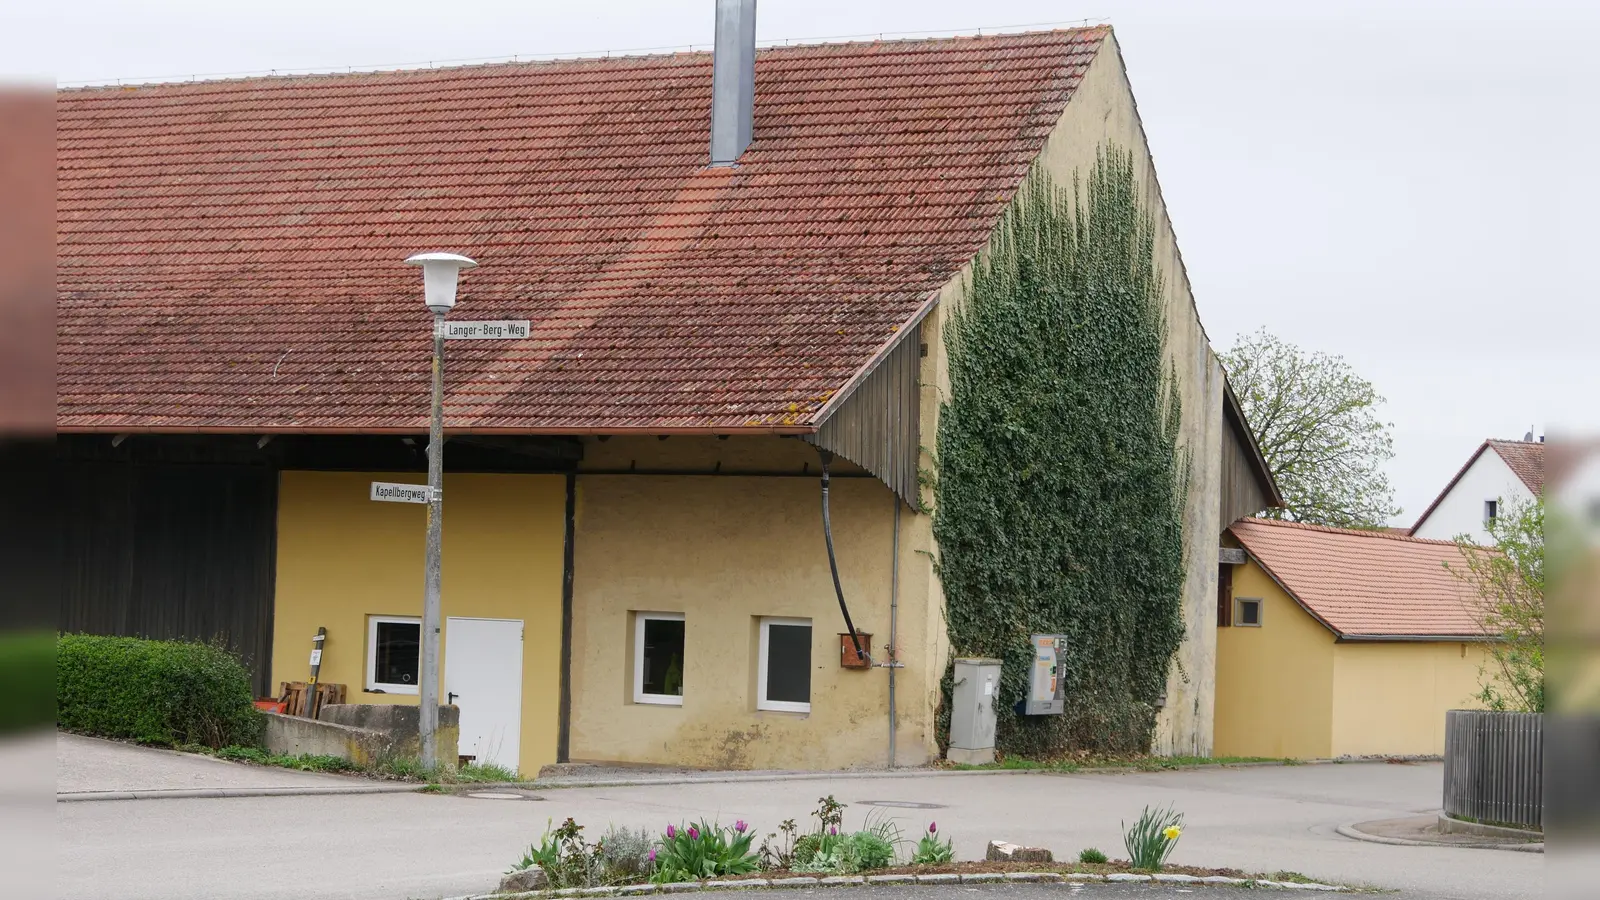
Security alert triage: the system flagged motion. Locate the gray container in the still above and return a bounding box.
[947,658,1002,764]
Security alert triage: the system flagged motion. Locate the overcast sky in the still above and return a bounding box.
[17,0,1598,523]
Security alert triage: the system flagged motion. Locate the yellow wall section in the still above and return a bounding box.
[1213,560,1335,759]
[568,473,924,770]
[272,470,566,775]
[1332,641,1490,756]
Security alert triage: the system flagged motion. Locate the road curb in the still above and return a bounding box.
[56,783,422,802]
[1335,823,1543,853]
[443,872,1356,899]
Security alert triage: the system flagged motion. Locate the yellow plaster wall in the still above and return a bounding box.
[1331,641,1490,757]
[271,470,566,775]
[567,472,926,770]
[1213,560,1336,759]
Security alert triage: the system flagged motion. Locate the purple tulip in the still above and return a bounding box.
[666,825,676,839]
[688,826,700,840]
[928,822,938,834]
[734,820,748,833]
[649,848,657,862]
[830,826,838,836]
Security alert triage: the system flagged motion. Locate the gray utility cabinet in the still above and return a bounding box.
[947,657,1003,765]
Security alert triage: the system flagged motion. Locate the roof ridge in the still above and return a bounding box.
[58,25,1111,93]
[1234,516,1466,547]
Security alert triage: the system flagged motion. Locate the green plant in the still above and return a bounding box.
[57,634,262,748]
[510,818,610,888]
[1123,805,1184,871]
[0,631,55,734]
[1078,847,1108,864]
[811,795,847,833]
[598,826,657,882]
[911,822,953,865]
[651,819,759,883]
[934,150,1189,757]
[1450,498,1545,712]
[453,761,520,783]
[758,819,800,870]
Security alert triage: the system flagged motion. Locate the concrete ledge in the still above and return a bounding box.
[1337,821,1543,853]
[1437,813,1543,841]
[263,706,459,767]
[57,783,420,802]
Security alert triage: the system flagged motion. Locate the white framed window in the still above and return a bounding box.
[633,612,686,705]
[1235,598,1263,628]
[366,615,421,694]
[758,617,813,713]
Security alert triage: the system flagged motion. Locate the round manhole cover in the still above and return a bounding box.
[857,800,946,809]
[467,791,533,800]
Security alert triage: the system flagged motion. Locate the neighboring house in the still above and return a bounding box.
[55,17,1276,773]
[1214,518,1489,759]
[1411,438,1545,543]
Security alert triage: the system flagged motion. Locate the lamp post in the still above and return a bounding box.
[403,251,478,770]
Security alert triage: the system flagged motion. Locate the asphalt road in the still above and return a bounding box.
[56,752,1542,900]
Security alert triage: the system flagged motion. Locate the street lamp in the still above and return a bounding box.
[403,251,477,770]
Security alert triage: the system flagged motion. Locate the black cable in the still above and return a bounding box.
[819,449,870,665]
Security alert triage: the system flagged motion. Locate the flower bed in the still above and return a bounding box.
[494,796,1345,895]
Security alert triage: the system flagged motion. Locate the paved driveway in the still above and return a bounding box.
[57,760,1540,900]
[57,732,363,795]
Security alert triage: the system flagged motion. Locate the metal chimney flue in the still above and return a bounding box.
[709,0,757,166]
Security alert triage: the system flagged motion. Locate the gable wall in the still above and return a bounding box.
[915,31,1228,756]
[1412,450,1534,543]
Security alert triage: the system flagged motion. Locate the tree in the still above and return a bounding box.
[1220,329,1398,527]
[1450,498,1545,713]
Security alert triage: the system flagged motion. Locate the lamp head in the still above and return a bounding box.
[404,252,478,315]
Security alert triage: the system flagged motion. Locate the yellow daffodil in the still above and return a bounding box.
[1163,826,1182,841]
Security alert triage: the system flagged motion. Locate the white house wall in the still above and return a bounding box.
[1413,450,1535,544]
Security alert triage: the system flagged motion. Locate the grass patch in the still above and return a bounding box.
[950,754,1290,773]
[196,744,527,785]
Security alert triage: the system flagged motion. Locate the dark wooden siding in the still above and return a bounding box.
[58,460,279,696]
[805,329,921,509]
[1220,389,1279,527]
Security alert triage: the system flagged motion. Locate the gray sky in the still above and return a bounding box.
[20,1,1599,523]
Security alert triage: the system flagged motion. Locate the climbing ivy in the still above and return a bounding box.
[933,147,1189,755]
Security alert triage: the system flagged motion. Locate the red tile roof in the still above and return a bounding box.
[1409,438,1545,534]
[1228,518,1484,639]
[1488,439,1545,494]
[57,28,1109,433]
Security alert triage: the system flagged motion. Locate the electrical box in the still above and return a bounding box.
[1024,634,1067,716]
[947,657,1002,764]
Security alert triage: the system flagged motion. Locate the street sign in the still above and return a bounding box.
[371,481,431,504]
[444,320,531,340]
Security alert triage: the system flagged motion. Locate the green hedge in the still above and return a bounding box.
[0,632,56,733]
[57,634,262,748]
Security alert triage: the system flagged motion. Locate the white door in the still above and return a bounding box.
[444,617,524,773]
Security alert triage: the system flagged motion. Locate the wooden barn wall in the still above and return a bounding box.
[1220,404,1271,527]
[58,461,279,696]
[805,331,921,509]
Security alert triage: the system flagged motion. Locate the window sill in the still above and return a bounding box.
[633,695,684,707]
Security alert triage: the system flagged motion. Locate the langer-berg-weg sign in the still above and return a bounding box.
[443,320,531,340]
[370,482,432,504]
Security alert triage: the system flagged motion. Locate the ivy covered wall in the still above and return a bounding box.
[932,148,1189,756]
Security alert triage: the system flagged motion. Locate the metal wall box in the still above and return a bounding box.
[839,632,873,668]
[1024,634,1067,716]
[947,657,1002,764]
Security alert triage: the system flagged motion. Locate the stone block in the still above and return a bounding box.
[985,840,1053,863]
[961,873,1005,883]
[1106,873,1151,882]
[865,875,915,884]
[915,874,961,884]
[497,866,549,894]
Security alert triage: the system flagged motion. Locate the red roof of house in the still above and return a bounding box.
[57,28,1109,433]
[1409,438,1546,533]
[1228,518,1484,639]
[1488,439,1545,494]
